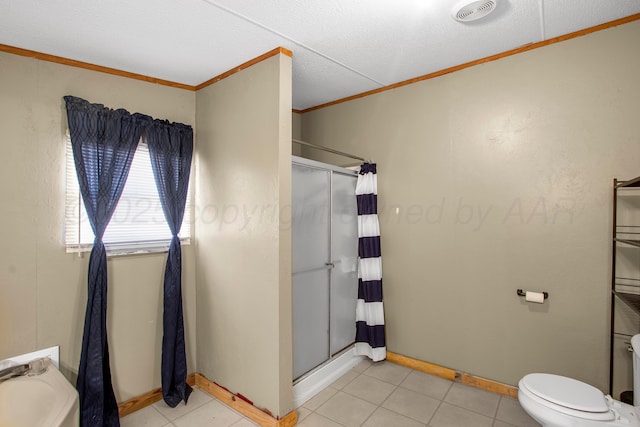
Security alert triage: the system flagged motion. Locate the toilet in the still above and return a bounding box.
[518,334,640,426]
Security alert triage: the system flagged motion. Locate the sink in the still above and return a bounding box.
[0,358,79,427]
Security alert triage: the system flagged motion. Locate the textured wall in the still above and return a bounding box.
[0,51,197,401]
[301,21,640,392]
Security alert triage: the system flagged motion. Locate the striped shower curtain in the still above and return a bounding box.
[355,163,386,361]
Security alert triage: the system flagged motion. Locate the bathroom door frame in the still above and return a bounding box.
[291,155,359,381]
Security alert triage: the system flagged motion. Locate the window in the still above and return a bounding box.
[64,133,192,254]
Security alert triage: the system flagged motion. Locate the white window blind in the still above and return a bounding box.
[64,134,192,254]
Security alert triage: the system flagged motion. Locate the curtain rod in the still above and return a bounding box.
[292,138,366,162]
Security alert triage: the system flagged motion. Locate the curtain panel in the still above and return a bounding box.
[145,120,193,407]
[65,95,147,426]
[354,163,387,362]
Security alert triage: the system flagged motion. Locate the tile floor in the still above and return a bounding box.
[121,359,541,427]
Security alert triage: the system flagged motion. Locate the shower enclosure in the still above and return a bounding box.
[292,156,359,380]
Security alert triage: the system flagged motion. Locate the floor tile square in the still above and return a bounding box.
[172,400,242,427]
[302,386,338,411]
[343,372,397,405]
[443,382,500,418]
[297,412,343,427]
[429,402,494,427]
[296,406,313,423]
[120,406,170,427]
[363,360,412,385]
[230,418,259,426]
[495,396,541,427]
[352,359,373,373]
[361,407,426,427]
[399,370,453,400]
[153,388,213,421]
[381,386,440,424]
[330,368,359,389]
[316,391,378,427]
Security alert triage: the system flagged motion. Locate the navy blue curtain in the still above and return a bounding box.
[145,120,193,407]
[64,96,147,426]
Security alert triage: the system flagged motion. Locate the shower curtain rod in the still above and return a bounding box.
[292,138,366,162]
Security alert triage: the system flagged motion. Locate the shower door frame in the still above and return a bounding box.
[292,155,359,381]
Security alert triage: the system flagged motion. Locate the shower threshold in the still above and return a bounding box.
[292,345,364,408]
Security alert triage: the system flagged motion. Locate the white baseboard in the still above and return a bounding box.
[293,347,364,408]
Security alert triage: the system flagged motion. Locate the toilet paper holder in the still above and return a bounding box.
[517,289,549,299]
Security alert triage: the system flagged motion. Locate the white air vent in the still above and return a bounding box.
[453,0,498,22]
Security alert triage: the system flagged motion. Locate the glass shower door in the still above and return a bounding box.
[330,172,358,355]
[292,159,359,381]
[292,164,331,380]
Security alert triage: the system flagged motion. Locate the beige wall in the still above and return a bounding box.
[195,53,293,416]
[0,51,197,401]
[292,112,303,156]
[301,21,640,392]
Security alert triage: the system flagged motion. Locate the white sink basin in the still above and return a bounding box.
[0,358,79,427]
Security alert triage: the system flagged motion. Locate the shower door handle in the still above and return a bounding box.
[292,263,333,276]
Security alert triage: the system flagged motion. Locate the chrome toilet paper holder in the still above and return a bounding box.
[517,289,549,299]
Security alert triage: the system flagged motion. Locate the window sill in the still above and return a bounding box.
[66,238,191,258]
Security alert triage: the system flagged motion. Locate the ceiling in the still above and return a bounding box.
[1,0,639,111]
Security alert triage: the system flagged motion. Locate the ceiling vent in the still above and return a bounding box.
[453,0,498,23]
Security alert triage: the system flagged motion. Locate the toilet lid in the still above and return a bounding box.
[520,373,608,413]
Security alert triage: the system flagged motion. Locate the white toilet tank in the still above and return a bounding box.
[632,334,640,406]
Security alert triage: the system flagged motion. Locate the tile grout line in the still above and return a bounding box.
[152,405,173,426]
[441,382,505,422]
[362,377,401,427]
[425,379,455,427]
[156,387,207,426]
[494,395,505,424]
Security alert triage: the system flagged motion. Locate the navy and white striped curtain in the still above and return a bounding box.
[354,163,386,361]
